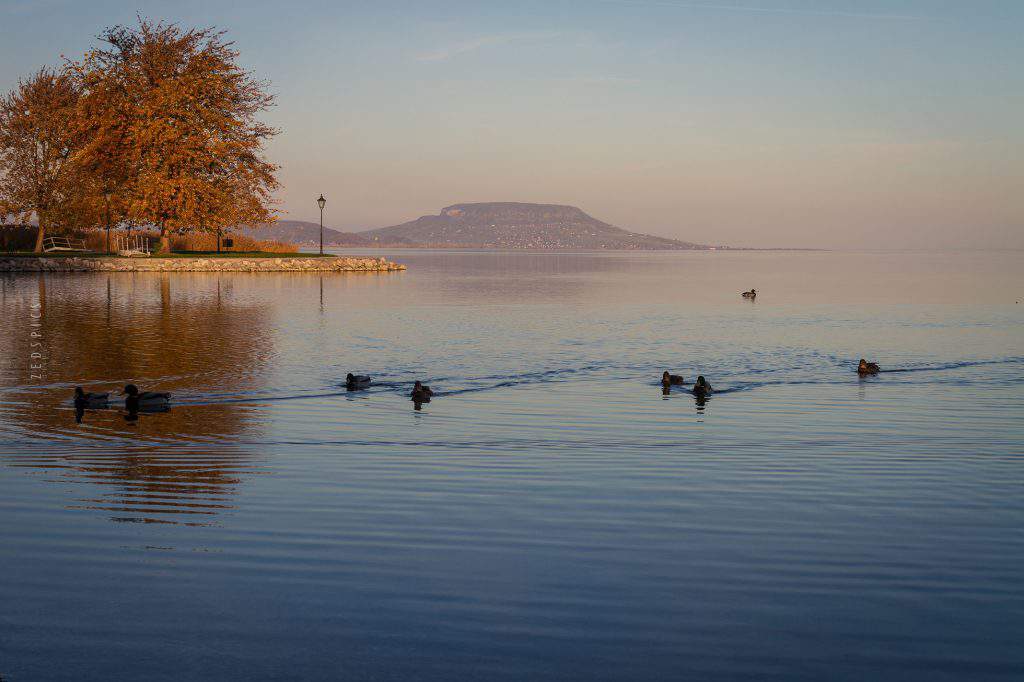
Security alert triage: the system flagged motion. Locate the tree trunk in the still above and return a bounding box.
[156,226,171,254]
[33,220,45,253]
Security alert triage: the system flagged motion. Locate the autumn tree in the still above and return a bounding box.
[75,19,279,253]
[69,35,134,242]
[0,69,84,252]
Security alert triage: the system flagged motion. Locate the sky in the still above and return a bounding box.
[1,0,1022,249]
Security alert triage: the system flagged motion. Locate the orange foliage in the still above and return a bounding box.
[0,69,94,251]
[71,19,280,253]
[2,20,279,254]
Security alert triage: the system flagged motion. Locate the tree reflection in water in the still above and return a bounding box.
[0,272,274,525]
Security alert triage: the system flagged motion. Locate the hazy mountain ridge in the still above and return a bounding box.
[240,221,369,246]
[359,203,712,250]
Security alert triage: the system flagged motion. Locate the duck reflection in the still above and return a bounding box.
[123,400,170,425]
[0,273,272,525]
[661,381,709,409]
[59,439,258,526]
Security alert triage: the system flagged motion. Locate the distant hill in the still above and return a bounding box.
[240,220,369,246]
[359,203,712,250]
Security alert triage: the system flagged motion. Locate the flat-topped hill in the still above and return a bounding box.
[360,202,711,250]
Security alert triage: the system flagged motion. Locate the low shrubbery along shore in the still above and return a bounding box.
[0,256,406,272]
[1,226,298,254]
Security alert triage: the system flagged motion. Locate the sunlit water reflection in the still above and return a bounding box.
[1,250,1022,680]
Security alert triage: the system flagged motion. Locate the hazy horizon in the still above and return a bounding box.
[2,0,1021,249]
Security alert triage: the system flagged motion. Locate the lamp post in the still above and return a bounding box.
[103,189,112,254]
[317,194,327,255]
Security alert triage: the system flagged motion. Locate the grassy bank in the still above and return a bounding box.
[152,251,330,258]
[1,250,330,258]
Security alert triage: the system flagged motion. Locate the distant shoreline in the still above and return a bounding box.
[307,244,827,252]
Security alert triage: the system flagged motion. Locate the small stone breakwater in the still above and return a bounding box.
[0,256,406,272]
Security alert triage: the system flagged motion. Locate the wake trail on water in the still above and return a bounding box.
[47,356,1024,408]
[878,357,1024,373]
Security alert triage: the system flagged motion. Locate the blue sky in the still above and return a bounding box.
[2,0,1022,248]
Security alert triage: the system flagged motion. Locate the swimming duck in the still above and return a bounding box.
[857,359,880,375]
[662,371,685,387]
[692,375,713,398]
[346,373,372,390]
[121,384,171,410]
[73,387,109,409]
[741,289,756,299]
[410,380,434,402]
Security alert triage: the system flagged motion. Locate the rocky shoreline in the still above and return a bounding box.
[0,256,406,272]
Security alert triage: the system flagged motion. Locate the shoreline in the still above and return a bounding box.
[0,255,406,273]
[314,244,826,252]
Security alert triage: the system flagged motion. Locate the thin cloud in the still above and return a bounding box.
[416,31,563,63]
[595,0,932,21]
[543,75,642,86]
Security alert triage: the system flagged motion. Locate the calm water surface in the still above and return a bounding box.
[1,250,1023,681]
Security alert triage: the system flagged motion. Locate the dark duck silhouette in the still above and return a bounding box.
[741,289,756,299]
[121,384,171,411]
[410,380,434,403]
[858,359,880,375]
[662,371,685,388]
[73,387,109,409]
[346,373,372,390]
[692,375,713,398]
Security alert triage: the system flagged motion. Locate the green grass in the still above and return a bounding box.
[151,250,329,258]
[1,251,116,258]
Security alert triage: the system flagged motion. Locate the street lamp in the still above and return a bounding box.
[317,194,327,255]
[103,189,112,254]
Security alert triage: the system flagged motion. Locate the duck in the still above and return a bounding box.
[73,387,110,409]
[410,380,434,402]
[662,371,685,387]
[346,373,372,390]
[692,375,713,398]
[857,359,880,375]
[741,289,756,299]
[121,384,171,410]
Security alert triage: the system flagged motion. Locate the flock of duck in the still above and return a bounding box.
[72,360,884,418]
[73,384,170,422]
[348,373,434,406]
[72,288,885,417]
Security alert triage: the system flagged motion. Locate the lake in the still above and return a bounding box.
[1,249,1022,681]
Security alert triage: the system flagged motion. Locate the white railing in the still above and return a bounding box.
[116,234,151,257]
[42,236,87,252]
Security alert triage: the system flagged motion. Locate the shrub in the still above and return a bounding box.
[168,231,297,253]
[83,229,296,253]
[0,225,37,252]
